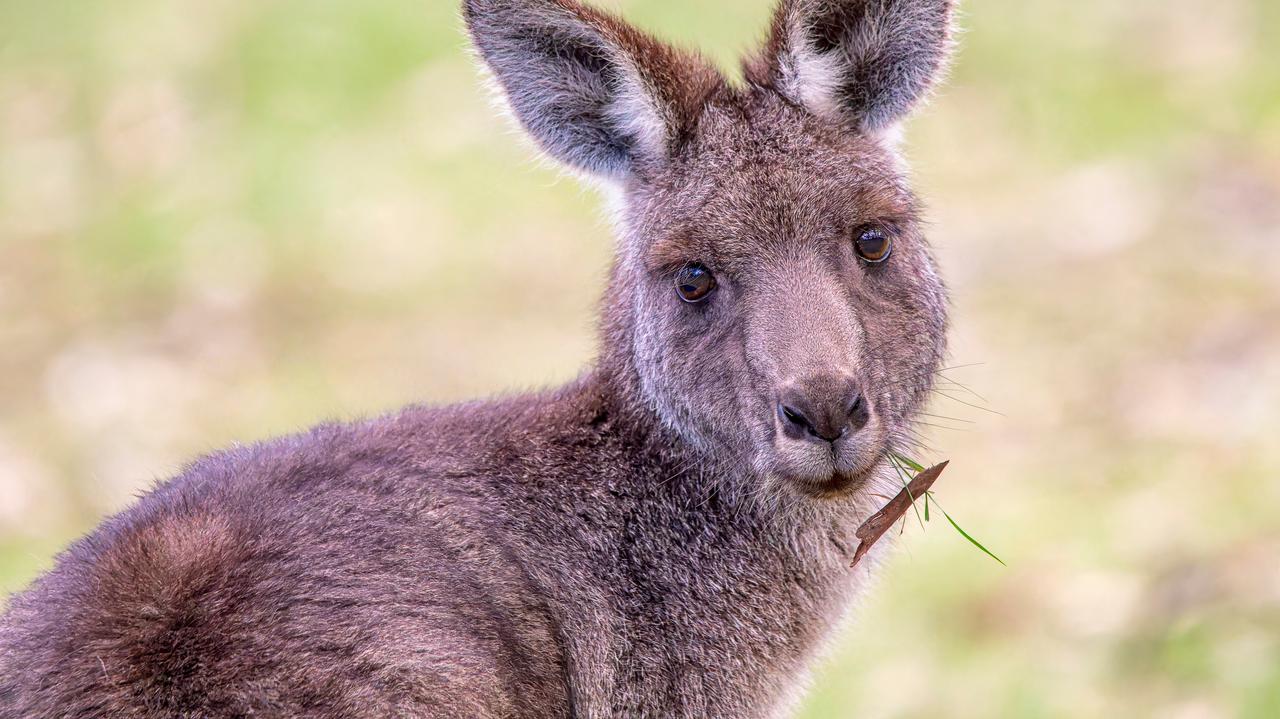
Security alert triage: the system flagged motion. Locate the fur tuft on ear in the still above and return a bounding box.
[463,0,722,180]
[750,0,956,133]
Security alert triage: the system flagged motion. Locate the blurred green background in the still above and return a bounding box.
[2,0,1278,716]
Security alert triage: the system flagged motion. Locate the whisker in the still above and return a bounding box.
[917,412,974,424]
[931,389,1005,416]
[912,421,970,433]
[933,376,989,403]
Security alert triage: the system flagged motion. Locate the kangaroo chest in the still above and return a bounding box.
[569,495,866,718]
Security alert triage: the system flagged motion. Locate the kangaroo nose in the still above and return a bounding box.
[777,375,870,444]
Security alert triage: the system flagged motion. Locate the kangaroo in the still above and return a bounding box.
[0,1,956,716]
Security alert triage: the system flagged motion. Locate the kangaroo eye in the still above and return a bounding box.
[854,227,893,263]
[674,263,717,303]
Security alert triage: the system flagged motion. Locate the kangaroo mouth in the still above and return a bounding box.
[769,427,887,499]
[783,450,884,498]
[792,470,868,498]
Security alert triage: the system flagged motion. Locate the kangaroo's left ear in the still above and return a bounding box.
[464,0,722,181]
[753,0,956,134]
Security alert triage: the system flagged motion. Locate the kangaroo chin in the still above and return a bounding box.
[0,1,957,717]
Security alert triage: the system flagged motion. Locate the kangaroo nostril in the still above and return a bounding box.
[847,393,871,431]
[778,401,845,443]
[779,403,813,434]
[779,402,833,443]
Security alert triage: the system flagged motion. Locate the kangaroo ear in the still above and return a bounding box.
[463,0,721,180]
[756,0,956,133]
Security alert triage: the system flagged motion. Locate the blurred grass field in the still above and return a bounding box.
[2,0,1279,716]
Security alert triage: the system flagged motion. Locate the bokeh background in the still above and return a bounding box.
[2,0,1279,716]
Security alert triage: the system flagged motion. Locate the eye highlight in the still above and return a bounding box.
[674,263,717,303]
[854,226,894,263]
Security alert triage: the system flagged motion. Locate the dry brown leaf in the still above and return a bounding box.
[851,461,950,567]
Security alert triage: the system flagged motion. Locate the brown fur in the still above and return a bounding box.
[0,1,957,716]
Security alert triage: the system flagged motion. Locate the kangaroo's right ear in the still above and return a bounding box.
[463,0,721,181]
[755,0,956,134]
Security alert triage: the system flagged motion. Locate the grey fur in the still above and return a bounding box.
[0,1,957,716]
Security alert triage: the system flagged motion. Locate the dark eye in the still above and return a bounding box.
[854,227,893,263]
[674,263,717,303]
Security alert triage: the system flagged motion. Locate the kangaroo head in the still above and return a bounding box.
[465,0,953,497]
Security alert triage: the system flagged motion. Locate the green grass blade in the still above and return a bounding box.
[939,507,1006,566]
[890,452,927,473]
[885,454,925,529]
[924,492,930,522]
